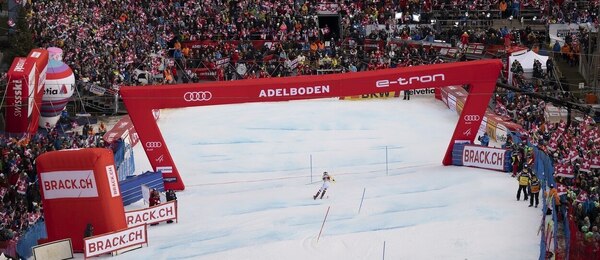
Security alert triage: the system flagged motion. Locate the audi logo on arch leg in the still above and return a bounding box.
[463,115,481,122]
[184,91,212,102]
[145,142,162,148]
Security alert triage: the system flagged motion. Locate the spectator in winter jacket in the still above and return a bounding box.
[544,183,561,215]
[517,165,531,201]
[511,153,521,177]
[528,175,541,208]
[478,133,490,147]
[149,189,161,226]
[165,190,177,224]
[84,223,94,238]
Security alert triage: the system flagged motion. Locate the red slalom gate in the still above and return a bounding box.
[120,59,502,191]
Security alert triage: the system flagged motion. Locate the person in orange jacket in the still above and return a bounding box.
[544,183,561,215]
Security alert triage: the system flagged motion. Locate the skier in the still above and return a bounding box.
[313,172,335,200]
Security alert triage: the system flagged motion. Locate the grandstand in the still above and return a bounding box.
[0,0,598,258]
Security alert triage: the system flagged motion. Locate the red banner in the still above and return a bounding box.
[102,115,140,146]
[181,40,277,51]
[120,60,502,191]
[4,49,49,135]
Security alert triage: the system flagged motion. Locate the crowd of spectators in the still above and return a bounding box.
[494,53,600,256]
[3,0,599,258]
[0,122,110,258]
[27,0,564,88]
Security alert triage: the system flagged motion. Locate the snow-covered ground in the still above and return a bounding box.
[97,96,541,259]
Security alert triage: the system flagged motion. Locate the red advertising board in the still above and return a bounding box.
[120,60,503,191]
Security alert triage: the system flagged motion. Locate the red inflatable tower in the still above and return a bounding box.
[36,148,127,252]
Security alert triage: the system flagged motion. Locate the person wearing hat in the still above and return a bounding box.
[528,175,541,208]
[516,164,530,201]
[478,132,490,147]
[544,183,561,215]
[313,172,335,200]
[165,190,177,224]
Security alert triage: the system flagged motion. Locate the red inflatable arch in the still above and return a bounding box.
[120,60,502,191]
[36,148,127,252]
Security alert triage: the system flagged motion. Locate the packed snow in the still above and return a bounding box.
[98,96,541,259]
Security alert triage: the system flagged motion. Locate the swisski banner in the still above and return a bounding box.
[462,145,511,172]
[5,49,49,135]
[120,60,503,191]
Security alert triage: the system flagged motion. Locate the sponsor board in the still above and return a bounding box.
[106,165,120,197]
[84,225,147,258]
[156,166,173,174]
[163,177,178,183]
[375,74,445,88]
[259,85,330,97]
[495,123,508,143]
[462,145,507,171]
[447,94,457,113]
[32,238,73,260]
[40,170,98,199]
[125,201,177,227]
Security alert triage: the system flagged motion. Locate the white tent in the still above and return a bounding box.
[508,50,549,84]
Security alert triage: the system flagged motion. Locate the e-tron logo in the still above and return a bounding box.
[184,91,212,102]
[375,74,445,88]
[463,115,481,122]
[145,142,162,148]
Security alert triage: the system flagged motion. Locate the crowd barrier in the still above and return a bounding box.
[16,221,47,259]
[119,171,165,206]
[114,140,135,182]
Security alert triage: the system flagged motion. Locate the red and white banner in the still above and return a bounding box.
[106,165,120,197]
[103,115,141,146]
[5,49,49,135]
[125,200,177,227]
[84,225,147,258]
[462,145,508,171]
[120,60,502,190]
[182,40,277,51]
[39,170,98,199]
[316,3,340,14]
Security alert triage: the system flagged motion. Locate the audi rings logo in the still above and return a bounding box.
[145,142,162,148]
[184,91,212,102]
[463,115,481,122]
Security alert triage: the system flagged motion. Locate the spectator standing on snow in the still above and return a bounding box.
[84,223,94,238]
[165,190,177,224]
[528,175,541,208]
[149,189,161,226]
[517,165,530,201]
